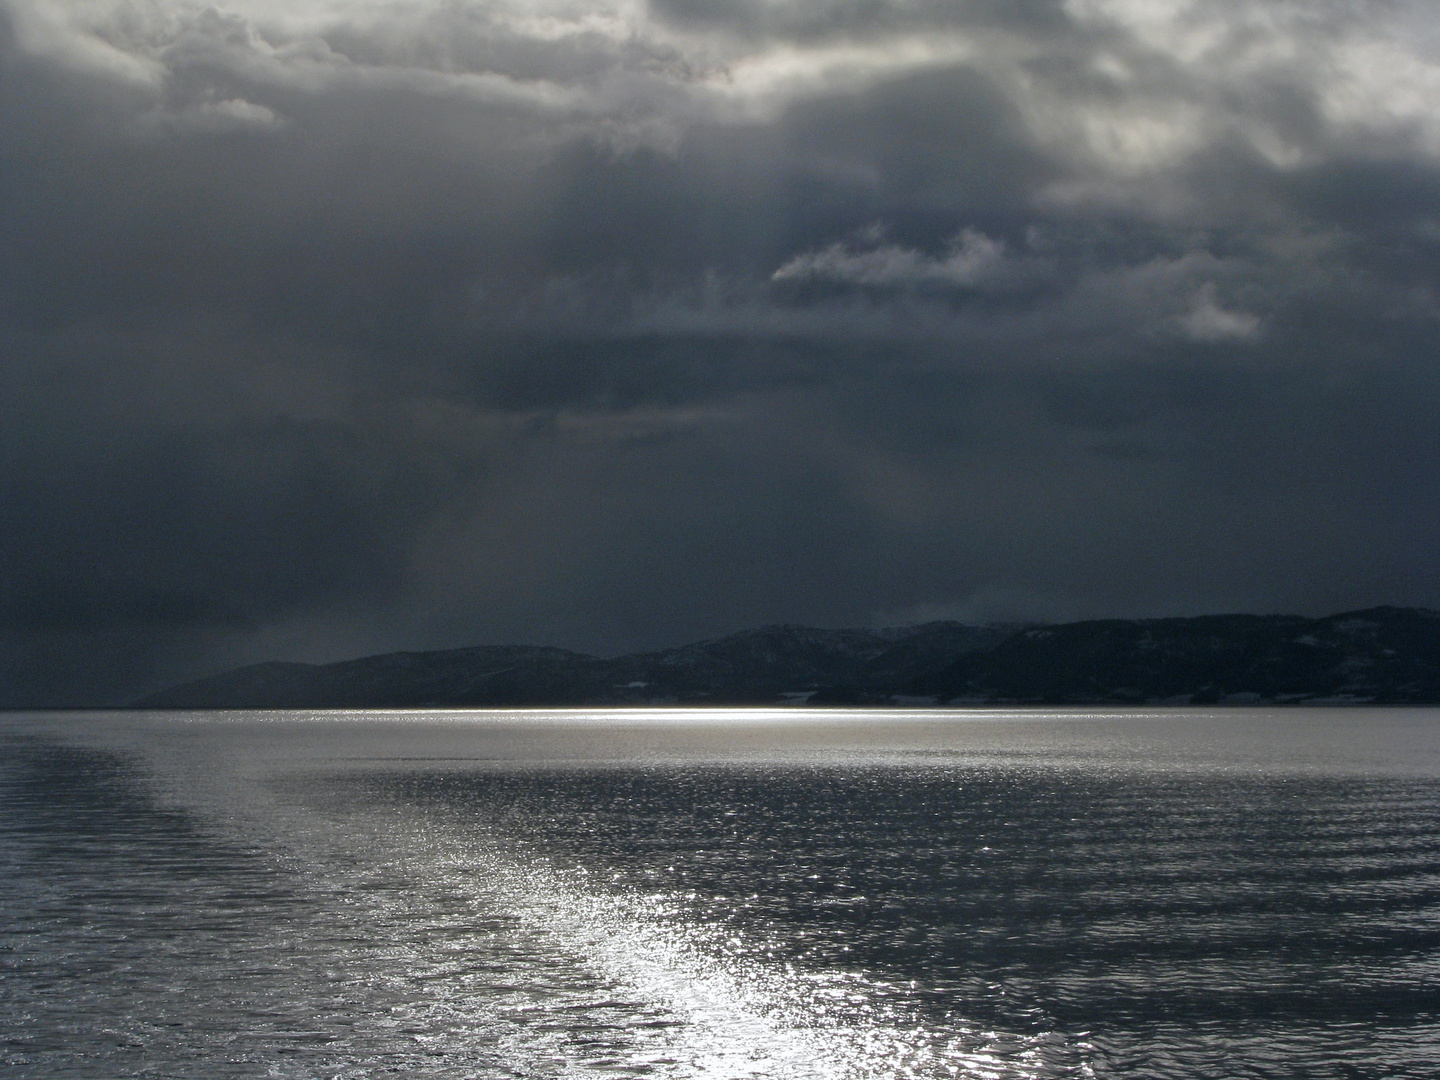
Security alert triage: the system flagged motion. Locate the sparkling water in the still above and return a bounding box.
[4,708,1439,1078]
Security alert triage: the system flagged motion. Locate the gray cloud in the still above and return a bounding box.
[4,0,1440,703]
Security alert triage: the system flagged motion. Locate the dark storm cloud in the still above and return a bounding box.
[4,0,1440,704]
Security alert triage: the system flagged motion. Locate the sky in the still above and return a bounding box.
[4,0,1440,705]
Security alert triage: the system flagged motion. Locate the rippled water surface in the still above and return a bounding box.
[3,708,1440,1078]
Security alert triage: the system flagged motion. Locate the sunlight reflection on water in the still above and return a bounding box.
[264,764,1093,1079]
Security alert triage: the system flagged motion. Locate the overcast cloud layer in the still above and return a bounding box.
[5,0,1440,704]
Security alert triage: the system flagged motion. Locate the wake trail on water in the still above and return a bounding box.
[254,769,1092,1079]
[49,717,1090,1079]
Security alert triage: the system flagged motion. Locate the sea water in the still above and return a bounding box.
[3,708,1439,1078]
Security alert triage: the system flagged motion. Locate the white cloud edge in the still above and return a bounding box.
[1179,283,1261,342]
[772,230,1007,288]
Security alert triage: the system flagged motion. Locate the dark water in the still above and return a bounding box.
[3,709,1440,1077]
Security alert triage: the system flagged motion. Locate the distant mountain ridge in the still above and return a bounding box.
[133,607,1440,708]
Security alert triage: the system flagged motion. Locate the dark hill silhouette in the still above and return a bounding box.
[910,607,1440,704]
[133,607,1440,708]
